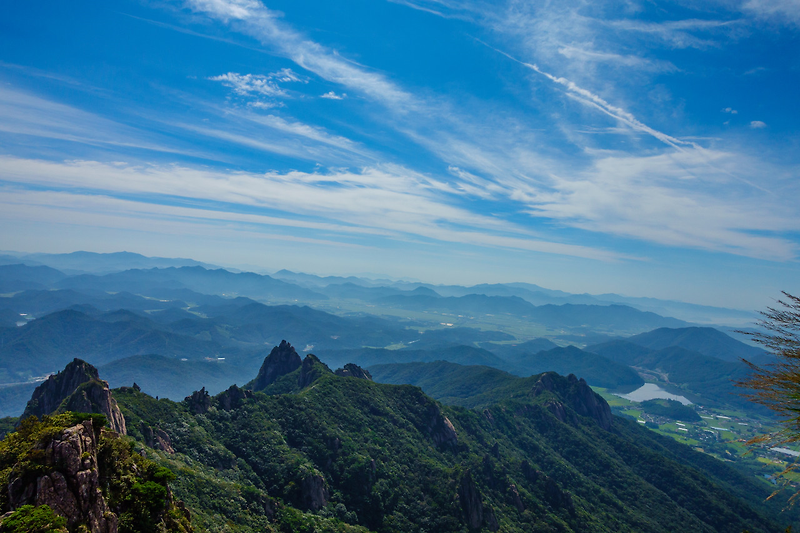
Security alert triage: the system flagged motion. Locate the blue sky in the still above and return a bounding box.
[0,0,798,309]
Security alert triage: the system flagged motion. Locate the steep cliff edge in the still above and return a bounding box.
[22,359,127,435]
[531,372,612,430]
[0,413,191,533]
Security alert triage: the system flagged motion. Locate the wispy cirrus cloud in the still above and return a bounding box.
[0,156,626,261]
[556,46,679,72]
[743,0,800,25]
[185,0,416,112]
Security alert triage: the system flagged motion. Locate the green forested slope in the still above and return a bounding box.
[112,362,788,533]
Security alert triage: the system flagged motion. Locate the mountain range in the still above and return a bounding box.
[1,349,794,532]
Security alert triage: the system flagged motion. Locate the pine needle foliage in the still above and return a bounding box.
[738,292,800,435]
[737,292,800,504]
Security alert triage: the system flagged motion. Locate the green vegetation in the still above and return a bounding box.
[0,417,17,440]
[0,505,68,533]
[0,413,191,533]
[640,399,701,422]
[112,367,793,532]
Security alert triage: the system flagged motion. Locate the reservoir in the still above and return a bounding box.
[616,383,692,405]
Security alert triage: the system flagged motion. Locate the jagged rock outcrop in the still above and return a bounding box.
[7,419,118,533]
[140,422,175,454]
[22,359,126,435]
[251,340,302,391]
[508,483,525,512]
[298,354,332,389]
[334,363,373,380]
[185,387,212,415]
[457,470,485,530]
[216,384,253,411]
[532,372,612,430]
[300,474,329,511]
[425,403,458,447]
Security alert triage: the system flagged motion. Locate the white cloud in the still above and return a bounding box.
[485,45,696,150]
[247,100,282,109]
[209,72,286,97]
[556,46,678,72]
[0,156,625,261]
[722,107,738,114]
[208,68,306,108]
[320,91,346,100]
[186,0,416,112]
[521,149,799,261]
[0,85,196,157]
[750,120,767,128]
[743,0,800,25]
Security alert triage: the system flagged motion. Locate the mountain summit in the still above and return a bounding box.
[250,340,302,391]
[22,358,127,435]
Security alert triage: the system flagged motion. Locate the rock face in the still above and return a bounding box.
[140,422,175,454]
[425,404,458,447]
[457,470,497,530]
[251,340,302,391]
[532,372,612,430]
[185,387,212,415]
[300,474,329,511]
[22,359,127,435]
[7,419,118,533]
[297,354,332,389]
[334,364,373,380]
[216,384,253,411]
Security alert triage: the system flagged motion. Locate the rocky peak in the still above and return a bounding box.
[22,359,126,435]
[185,387,212,415]
[531,372,612,431]
[251,340,302,391]
[298,354,332,388]
[334,363,373,380]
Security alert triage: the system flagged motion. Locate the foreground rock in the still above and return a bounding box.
[7,418,117,532]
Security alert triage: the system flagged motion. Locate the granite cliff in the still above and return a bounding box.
[22,359,127,435]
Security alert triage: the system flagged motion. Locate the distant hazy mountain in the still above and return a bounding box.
[587,339,760,412]
[100,353,252,400]
[0,264,67,293]
[316,344,508,371]
[509,346,643,389]
[2,250,220,274]
[373,292,686,334]
[0,288,188,317]
[55,266,328,302]
[0,309,235,383]
[487,338,559,360]
[625,327,765,361]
